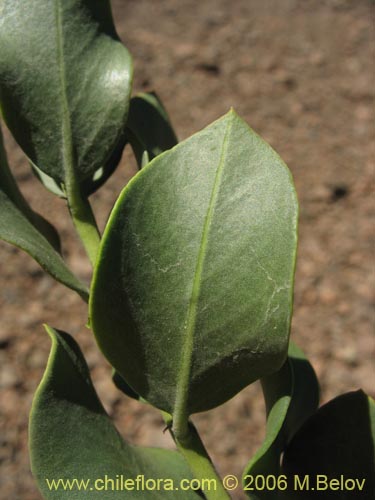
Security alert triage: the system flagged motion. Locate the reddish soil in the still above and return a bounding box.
[0,1,374,499]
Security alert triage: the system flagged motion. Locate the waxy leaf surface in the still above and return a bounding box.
[90,110,298,417]
[30,326,200,499]
[0,127,88,300]
[0,0,132,190]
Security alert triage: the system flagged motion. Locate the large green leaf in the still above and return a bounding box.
[126,92,178,168]
[30,326,201,499]
[242,342,320,499]
[90,110,298,423]
[0,127,88,300]
[281,391,375,499]
[0,0,132,191]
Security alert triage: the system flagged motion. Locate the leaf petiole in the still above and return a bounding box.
[163,412,231,500]
[67,188,101,267]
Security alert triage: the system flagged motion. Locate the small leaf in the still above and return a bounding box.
[0,191,89,300]
[242,342,319,499]
[282,342,320,441]
[30,162,66,199]
[31,132,127,198]
[80,134,127,196]
[0,0,132,192]
[281,390,375,499]
[0,128,88,300]
[30,326,201,499]
[245,360,292,489]
[90,110,298,422]
[0,125,61,251]
[126,92,178,168]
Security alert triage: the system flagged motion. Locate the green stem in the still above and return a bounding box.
[68,189,100,266]
[162,413,231,500]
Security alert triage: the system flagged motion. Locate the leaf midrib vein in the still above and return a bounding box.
[55,0,75,195]
[173,114,234,431]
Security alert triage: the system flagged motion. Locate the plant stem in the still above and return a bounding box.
[68,191,100,267]
[163,413,231,500]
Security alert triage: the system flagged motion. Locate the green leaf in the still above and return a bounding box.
[0,191,89,300]
[281,391,375,499]
[244,360,292,492]
[282,342,320,441]
[30,326,201,499]
[0,0,133,263]
[0,127,88,300]
[90,110,298,429]
[126,92,178,168]
[0,0,133,192]
[30,132,127,198]
[242,342,319,499]
[0,125,61,251]
[112,370,144,402]
[80,134,127,196]
[30,162,67,199]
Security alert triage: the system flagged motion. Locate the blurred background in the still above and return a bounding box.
[0,0,374,498]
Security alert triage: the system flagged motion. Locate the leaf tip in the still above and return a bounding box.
[227,106,239,119]
[42,324,60,351]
